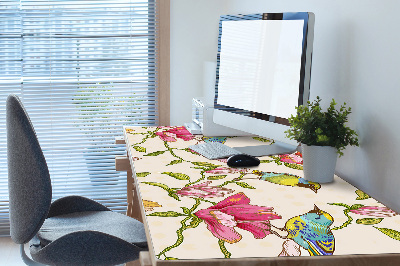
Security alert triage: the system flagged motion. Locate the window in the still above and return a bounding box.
[0,0,169,236]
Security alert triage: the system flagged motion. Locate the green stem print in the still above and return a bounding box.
[198,197,217,206]
[326,200,400,241]
[187,162,221,187]
[186,171,207,187]
[130,128,160,152]
[143,137,188,166]
[217,173,255,189]
[162,141,190,166]
[129,127,199,166]
[218,239,232,258]
[156,216,190,260]
[142,181,180,201]
[164,140,179,158]
[328,203,353,230]
[328,202,398,237]
[156,198,202,260]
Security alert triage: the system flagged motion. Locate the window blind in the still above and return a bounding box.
[0,0,159,236]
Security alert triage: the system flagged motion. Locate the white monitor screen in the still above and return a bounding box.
[217,19,304,119]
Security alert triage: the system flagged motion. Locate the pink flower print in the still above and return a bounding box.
[169,126,195,141]
[176,181,234,198]
[349,206,397,217]
[206,167,248,175]
[278,151,303,164]
[156,131,176,142]
[156,126,194,142]
[194,193,281,243]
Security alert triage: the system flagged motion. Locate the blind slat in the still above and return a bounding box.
[0,0,159,236]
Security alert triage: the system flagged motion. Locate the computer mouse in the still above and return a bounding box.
[227,154,260,167]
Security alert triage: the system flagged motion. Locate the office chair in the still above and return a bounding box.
[6,94,148,265]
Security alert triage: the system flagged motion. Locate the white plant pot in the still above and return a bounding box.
[301,144,338,183]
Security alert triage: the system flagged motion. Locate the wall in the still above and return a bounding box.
[170,0,400,212]
[170,0,228,124]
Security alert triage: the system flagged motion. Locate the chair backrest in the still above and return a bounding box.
[7,94,52,244]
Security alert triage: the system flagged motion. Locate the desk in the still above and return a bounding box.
[121,126,400,266]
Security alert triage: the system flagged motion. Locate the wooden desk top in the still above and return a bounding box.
[124,126,400,265]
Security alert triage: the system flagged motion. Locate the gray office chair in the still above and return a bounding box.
[6,94,148,265]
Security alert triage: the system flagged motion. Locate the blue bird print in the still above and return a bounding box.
[253,170,321,193]
[284,205,335,256]
[203,136,227,143]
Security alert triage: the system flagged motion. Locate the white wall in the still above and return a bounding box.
[170,0,228,124]
[170,0,400,212]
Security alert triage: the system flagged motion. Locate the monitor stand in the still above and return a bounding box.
[233,141,298,157]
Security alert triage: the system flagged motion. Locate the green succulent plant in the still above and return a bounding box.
[285,96,359,157]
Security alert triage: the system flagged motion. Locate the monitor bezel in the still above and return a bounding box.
[213,12,314,126]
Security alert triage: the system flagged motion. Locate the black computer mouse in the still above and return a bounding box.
[227,154,260,167]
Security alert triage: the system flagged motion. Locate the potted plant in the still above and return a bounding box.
[285,96,359,183]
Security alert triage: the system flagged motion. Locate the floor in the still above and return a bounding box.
[0,236,141,266]
[0,237,25,266]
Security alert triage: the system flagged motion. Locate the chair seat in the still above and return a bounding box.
[37,211,147,248]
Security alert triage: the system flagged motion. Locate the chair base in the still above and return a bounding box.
[20,244,45,266]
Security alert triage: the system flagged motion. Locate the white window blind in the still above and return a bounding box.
[0,0,159,236]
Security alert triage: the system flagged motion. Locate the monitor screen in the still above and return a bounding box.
[217,19,304,119]
[213,13,314,156]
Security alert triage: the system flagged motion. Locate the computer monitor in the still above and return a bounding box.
[213,12,315,156]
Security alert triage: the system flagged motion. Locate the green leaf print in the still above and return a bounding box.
[207,175,227,180]
[167,159,183,166]
[350,204,364,210]
[374,227,400,241]
[190,161,220,172]
[283,162,303,170]
[252,136,271,143]
[162,172,190,180]
[191,162,220,168]
[181,207,191,214]
[235,182,256,189]
[355,189,371,200]
[136,172,150,177]
[168,192,180,201]
[147,211,187,217]
[145,150,166,156]
[142,181,171,191]
[133,145,146,152]
[356,218,383,225]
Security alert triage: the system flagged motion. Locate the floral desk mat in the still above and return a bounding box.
[124,126,400,261]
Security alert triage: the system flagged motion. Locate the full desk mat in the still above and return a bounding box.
[124,126,400,261]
